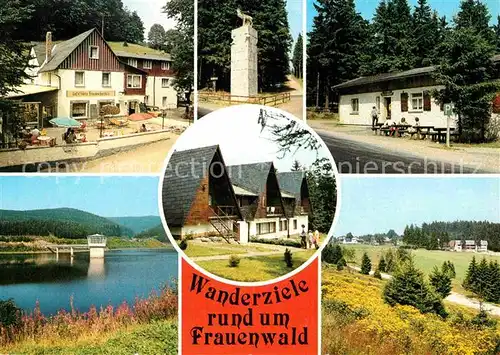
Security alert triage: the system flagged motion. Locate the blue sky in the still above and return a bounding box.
[307,0,500,31]
[287,0,303,42]
[0,176,159,217]
[333,177,500,237]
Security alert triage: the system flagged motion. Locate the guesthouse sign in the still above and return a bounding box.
[66,90,115,98]
[381,91,393,97]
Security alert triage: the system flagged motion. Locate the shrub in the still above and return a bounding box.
[284,248,293,268]
[336,263,344,271]
[0,299,20,327]
[378,256,386,273]
[360,252,371,275]
[374,269,382,279]
[323,244,342,264]
[228,255,240,267]
[250,237,301,248]
[179,239,188,251]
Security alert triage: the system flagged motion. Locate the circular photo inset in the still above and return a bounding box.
[160,105,339,283]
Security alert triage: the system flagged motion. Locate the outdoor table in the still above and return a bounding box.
[415,125,434,139]
[37,136,53,146]
[433,127,455,143]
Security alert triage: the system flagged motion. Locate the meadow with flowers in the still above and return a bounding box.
[321,265,500,355]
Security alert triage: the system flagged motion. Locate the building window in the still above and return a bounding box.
[351,98,359,114]
[162,78,170,88]
[89,46,99,59]
[128,58,138,68]
[162,96,168,107]
[293,219,297,230]
[257,222,276,235]
[143,60,152,69]
[71,102,87,118]
[127,74,142,88]
[102,72,111,87]
[279,220,288,231]
[411,93,423,111]
[161,61,171,70]
[75,71,85,87]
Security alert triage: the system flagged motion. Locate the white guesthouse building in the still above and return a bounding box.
[8,28,178,128]
[334,56,500,127]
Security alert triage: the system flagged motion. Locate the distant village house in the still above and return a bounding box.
[449,240,488,253]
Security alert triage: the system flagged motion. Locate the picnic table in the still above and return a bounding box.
[379,124,411,137]
[413,125,434,140]
[433,127,456,143]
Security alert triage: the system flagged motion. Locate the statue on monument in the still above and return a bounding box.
[236,8,253,27]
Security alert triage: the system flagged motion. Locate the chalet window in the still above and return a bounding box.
[400,92,408,112]
[293,219,297,230]
[162,96,168,107]
[411,93,423,111]
[376,96,381,113]
[279,220,288,231]
[89,46,99,59]
[423,91,431,111]
[143,60,152,69]
[102,72,111,87]
[128,58,138,68]
[71,102,87,118]
[162,78,170,88]
[350,98,359,114]
[257,222,276,235]
[127,74,142,88]
[75,71,85,87]
[161,61,171,70]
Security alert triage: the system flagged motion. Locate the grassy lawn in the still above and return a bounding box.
[182,242,277,258]
[343,244,500,290]
[197,249,316,282]
[6,320,177,355]
[306,110,339,121]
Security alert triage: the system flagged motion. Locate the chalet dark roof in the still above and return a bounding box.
[276,171,305,200]
[32,42,47,64]
[113,51,172,61]
[334,55,500,90]
[333,66,435,90]
[39,29,95,72]
[162,145,219,227]
[227,162,273,195]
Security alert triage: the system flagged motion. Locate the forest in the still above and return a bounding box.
[11,0,145,43]
[307,0,500,141]
[197,0,292,92]
[0,208,134,238]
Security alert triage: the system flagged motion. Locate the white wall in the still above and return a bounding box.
[238,221,249,243]
[56,69,125,118]
[339,85,457,128]
[146,76,178,108]
[181,224,217,238]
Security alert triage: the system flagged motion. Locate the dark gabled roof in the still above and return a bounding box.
[276,171,306,200]
[162,145,219,227]
[39,29,95,72]
[227,162,273,195]
[113,51,172,61]
[333,66,435,90]
[334,55,500,90]
[31,42,47,64]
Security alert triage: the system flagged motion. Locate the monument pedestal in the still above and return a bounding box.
[231,25,258,98]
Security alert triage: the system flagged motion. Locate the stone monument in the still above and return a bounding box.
[231,9,258,98]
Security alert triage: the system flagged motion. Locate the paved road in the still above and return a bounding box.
[317,131,480,174]
[198,107,481,174]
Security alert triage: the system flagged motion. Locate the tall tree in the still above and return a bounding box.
[493,15,500,52]
[454,0,495,43]
[148,24,167,50]
[0,0,34,146]
[412,0,440,67]
[164,0,194,114]
[292,33,303,79]
[360,252,372,274]
[429,265,452,298]
[307,0,368,108]
[432,27,499,142]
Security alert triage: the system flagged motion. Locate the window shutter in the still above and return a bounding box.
[401,93,408,112]
[423,91,431,111]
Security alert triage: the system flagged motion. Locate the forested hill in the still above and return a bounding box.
[135,224,167,242]
[107,216,162,235]
[0,208,134,239]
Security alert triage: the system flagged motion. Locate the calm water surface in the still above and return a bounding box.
[0,249,177,315]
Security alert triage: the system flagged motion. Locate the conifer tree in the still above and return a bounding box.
[378,256,387,273]
[429,265,452,298]
[463,256,478,292]
[292,33,303,79]
[360,252,372,275]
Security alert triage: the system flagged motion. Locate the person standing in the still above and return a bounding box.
[300,225,307,249]
[371,106,378,128]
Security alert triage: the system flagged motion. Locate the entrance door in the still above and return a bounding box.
[384,97,392,119]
